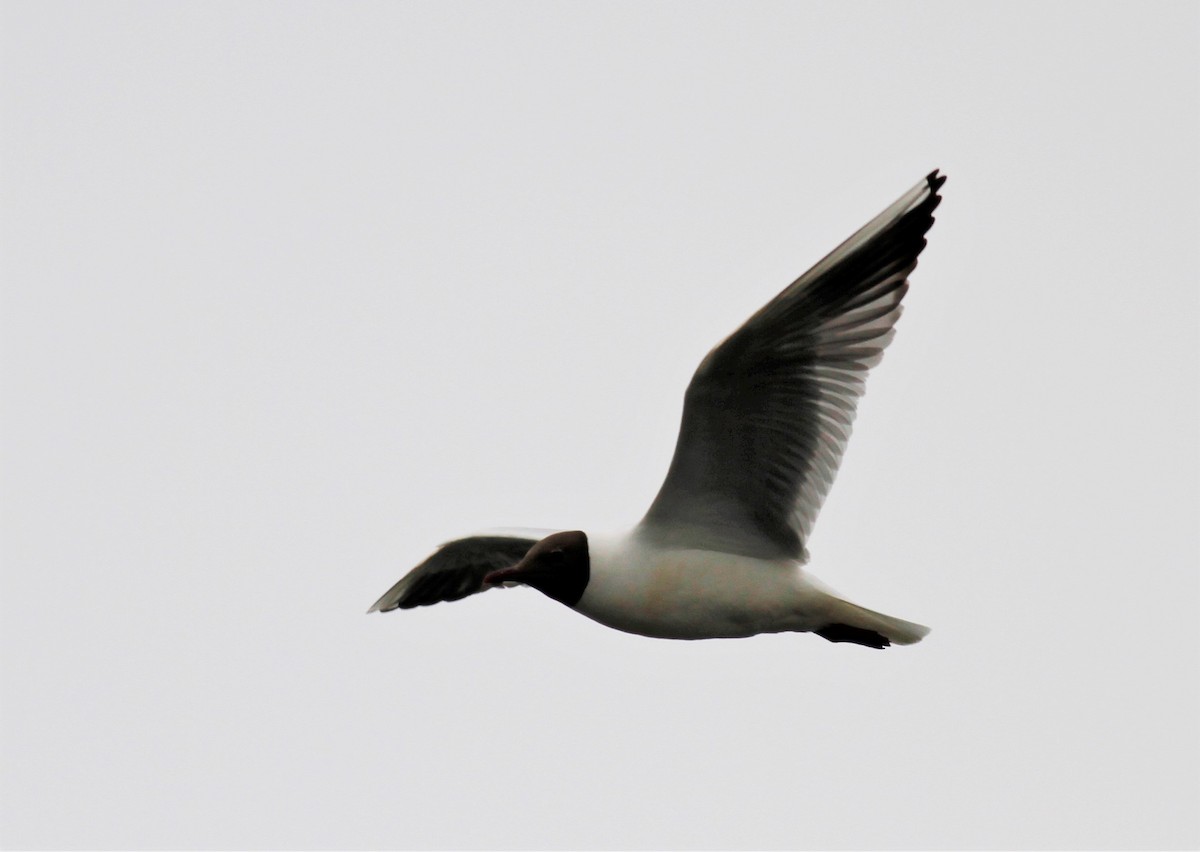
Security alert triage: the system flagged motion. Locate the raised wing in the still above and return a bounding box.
[639,171,945,561]
[368,533,543,612]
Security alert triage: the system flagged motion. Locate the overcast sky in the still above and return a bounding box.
[3,2,1197,849]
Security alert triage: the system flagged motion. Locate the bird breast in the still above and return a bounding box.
[576,534,824,640]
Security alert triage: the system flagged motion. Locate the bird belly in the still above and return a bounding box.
[576,543,828,640]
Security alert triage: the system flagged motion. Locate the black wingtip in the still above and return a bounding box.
[815,623,892,649]
[927,169,947,193]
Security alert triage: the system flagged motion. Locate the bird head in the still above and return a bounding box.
[484,530,589,607]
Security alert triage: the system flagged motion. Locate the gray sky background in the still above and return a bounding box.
[3,2,1197,849]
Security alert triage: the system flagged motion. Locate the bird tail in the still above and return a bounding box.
[814,597,930,649]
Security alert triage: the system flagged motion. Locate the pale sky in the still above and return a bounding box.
[2,2,1197,849]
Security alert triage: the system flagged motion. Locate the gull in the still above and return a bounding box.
[369,171,945,648]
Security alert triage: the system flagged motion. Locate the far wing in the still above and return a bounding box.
[368,534,542,612]
[639,171,945,561]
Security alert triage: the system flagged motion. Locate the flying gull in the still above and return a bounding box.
[369,171,945,648]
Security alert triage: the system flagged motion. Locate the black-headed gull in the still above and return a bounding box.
[370,171,945,648]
